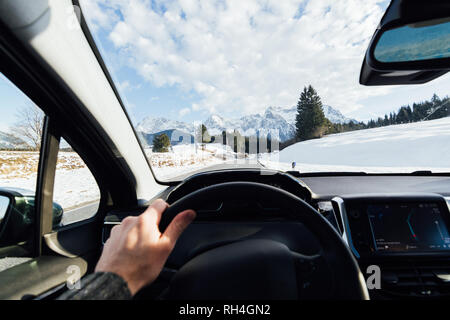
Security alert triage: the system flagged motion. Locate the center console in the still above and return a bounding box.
[331,193,450,299]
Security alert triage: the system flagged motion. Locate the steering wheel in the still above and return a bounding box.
[158,182,369,300]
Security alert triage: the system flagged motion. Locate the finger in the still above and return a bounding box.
[110,224,121,238]
[142,199,168,225]
[161,210,196,248]
[121,216,136,227]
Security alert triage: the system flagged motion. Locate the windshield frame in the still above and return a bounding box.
[74,0,173,185]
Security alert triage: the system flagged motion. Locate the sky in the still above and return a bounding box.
[1,0,449,132]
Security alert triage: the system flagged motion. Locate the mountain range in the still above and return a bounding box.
[136,105,357,144]
[0,131,28,149]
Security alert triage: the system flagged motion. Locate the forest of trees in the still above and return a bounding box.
[280,87,450,150]
[363,93,449,128]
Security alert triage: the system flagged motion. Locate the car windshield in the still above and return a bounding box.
[79,1,450,181]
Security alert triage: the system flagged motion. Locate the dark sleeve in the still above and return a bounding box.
[56,272,132,300]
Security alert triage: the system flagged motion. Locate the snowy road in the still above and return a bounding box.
[169,161,264,181]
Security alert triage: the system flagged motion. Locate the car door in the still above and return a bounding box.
[0,1,165,299]
[0,71,94,299]
[0,19,117,300]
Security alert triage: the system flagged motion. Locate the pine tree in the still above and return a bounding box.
[152,133,171,152]
[221,130,227,145]
[396,107,410,123]
[196,124,211,144]
[295,85,326,141]
[376,117,383,127]
[431,93,440,105]
[412,103,421,121]
[430,94,446,119]
[406,106,412,121]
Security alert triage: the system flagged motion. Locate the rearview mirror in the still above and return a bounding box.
[360,0,450,86]
[374,18,450,64]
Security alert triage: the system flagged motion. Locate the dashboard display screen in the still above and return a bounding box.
[367,203,450,252]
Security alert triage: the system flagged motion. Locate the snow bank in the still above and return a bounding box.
[262,117,450,173]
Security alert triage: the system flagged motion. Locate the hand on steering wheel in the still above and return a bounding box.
[95,199,196,295]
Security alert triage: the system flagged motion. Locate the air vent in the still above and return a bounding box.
[376,260,450,298]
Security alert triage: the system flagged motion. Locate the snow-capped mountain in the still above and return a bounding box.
[136,105,357,142]
[322,105,357,124]
[0,131,28,149]
[136,117,195,135]
[202,108,296,141]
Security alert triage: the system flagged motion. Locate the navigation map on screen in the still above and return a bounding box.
[368,203,450,252]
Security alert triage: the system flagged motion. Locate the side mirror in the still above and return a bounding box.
[0,188,64,247]
[0,192,18,248]
[360,0,450,85]
[0,194,12,227]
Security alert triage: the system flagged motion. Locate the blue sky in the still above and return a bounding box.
[0,74,33,132]
[1,0,449,132]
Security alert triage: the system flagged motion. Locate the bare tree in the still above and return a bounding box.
[11,103,44,151]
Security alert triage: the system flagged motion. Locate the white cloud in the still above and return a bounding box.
[117,80,141,92]
[79,0,119,31]
[118,80,130,91]
[82,0,396,117]
[179,107,191,117]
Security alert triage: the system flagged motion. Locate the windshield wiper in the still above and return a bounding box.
[288,170,450,178]
[287,171,368,177]
[409,170,433,175]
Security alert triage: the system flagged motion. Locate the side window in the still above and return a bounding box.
[0,73,44,268]
[53,142,100,228]
[0,71,100,272]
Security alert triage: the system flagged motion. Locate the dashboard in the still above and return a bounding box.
[166,169,312,204]
[105,170,450,300]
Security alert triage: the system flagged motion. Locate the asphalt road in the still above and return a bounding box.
[61,201,100,226]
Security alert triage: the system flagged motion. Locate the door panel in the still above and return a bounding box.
[0,255,87,300]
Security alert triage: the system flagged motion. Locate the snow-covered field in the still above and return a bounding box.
[261,117,450,173]
[0,151,100,209]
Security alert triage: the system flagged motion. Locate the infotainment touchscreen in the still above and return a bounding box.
[367,203,450,252]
